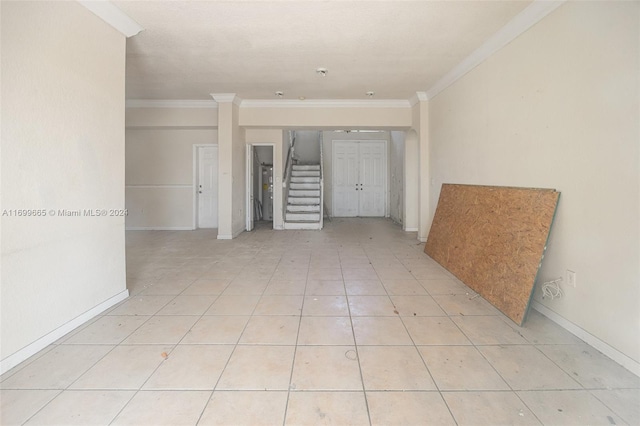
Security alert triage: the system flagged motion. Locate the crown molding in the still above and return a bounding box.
[78,1,143,37]
[426,0,565,100]
[240,99,411,109]
[210,93,242,106]
[126,99,217,108]
[409,92,428,106]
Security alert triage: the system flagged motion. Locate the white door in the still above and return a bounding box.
[333,141,387,217]
[333,142,359,217]
[197,146,218,228]
[359,142,386,216]
[246,144,254,231]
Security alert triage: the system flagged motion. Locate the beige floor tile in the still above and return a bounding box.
[348,295,397,316]
[111,390,210,426]
[537,344,640,389]
[107,295,174,316]
[24,390,134,425]
[305,280,345,295]
[513,310,584,344]
[419,346,509,390]
[352,317,413,345]
[0,345,112,389]
[138,279,193,295]
[0,390,60,425]
[359,346,436,390]
[253,295,304,315]
[181,279,230,295]
[518,390,626,426]
[409,267,451,280]
[389,295,446,316]
[367,391,456,426]
[69,345,172,390]
[375,268,415,281]
[432,294,501,316]
[291,346,362,390]
[204,295,260,315]
[156,295,216,315]
[285,391,369,425]
[342,268,379,281]
[198,391,288,426]
[344,280,386,295]
[181,316,250,344]
[297,316,355,345]
[403,317,472,345]
[263,280,306,295]
[143,345,233,390]
[223,279,269,295]
[591,389,640,425]
[381,279,428,295]
[419,278,474,295]
[451,315,529,344]
[239,316,300,345]
[63,316,149,344]
[479,345,582,390]
[122,315,198,344]
[307,268,343,281]
[216,345,294,390]
[443,391,541,426]
[302,295,349,316]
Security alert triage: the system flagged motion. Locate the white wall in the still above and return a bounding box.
[389,131,405,224]
[125,128,217,229]
[1,1,127,370]
[429,1,639,369]
[293,130,321,163]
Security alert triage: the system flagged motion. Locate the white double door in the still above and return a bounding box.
[333,141,386,217]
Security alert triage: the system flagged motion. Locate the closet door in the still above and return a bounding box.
[332,140,386,217]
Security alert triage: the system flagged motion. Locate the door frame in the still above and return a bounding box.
[192,144,218,230]
[332,139,388,218]
[246,143,276,231]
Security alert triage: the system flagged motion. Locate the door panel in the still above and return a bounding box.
[333,142,359,217]
[359,142,386,217]
[198,146,218,228]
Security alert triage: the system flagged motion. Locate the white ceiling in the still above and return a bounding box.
[115,1,532,101]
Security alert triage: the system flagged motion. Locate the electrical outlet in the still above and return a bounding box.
[566,270,577,288]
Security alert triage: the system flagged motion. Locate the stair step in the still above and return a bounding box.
[291,170,320,177]
[290,182,320,190]
[292,164,320,171]
[288,196,320,205]
[291,176,320,183]
[284,221,322,230]
[289,189,320,197]
[287,205,320,213]
[286,212,320,221]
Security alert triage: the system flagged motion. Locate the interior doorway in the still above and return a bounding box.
[246,144,275,231]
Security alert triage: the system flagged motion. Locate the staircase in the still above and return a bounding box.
[284,164,322,230]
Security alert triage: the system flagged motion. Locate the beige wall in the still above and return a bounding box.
[429,1,639,368]
[125,128,217,229]
[389,131,404,224]
[1,1,127,369]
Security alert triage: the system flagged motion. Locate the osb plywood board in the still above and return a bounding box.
[425,184,560,325]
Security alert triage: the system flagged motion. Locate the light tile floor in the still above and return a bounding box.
[2,218,639,425]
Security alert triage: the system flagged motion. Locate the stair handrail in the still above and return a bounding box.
[283,131,296,221]
[319,131,324,230]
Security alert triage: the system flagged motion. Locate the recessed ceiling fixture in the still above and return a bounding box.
[316,68,328,77]
[299,96,306,100]
[275,91,284,98]
[366,91,375,98]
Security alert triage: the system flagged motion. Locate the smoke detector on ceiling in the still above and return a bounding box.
[366,91,375,98]
[275,91,284,98]
[316,68,328,77]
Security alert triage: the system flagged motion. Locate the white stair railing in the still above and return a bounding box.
[319,131,324,230]
[282,131,296,220]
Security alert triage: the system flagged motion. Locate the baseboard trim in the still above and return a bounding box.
[126,227,193,231]
[418,236,427,243]
[532,301,640,377]
[0,289,130,375]
[404,227,418,232]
